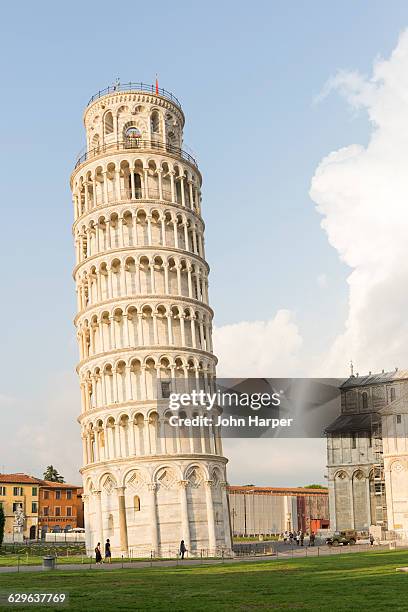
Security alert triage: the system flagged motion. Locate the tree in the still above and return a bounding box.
[303,484,327,489]
[43,466,65,483]
[0,505,5,548]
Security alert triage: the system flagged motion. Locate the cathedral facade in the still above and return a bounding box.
[70,82,232,557]
[326,369,408,537]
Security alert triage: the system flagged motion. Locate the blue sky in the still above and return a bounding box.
[1,1,408,482]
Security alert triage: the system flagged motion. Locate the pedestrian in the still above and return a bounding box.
[296,532,300,546]
[309,532,315,547]
[95,542,103,564]
[300,532,304,547]
[369,534,374,546]
[180,539,187,559]
[105,538,112,563]
[289,531,293,544]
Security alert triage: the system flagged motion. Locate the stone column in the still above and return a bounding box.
[180,176,186,207]
[93,490,104,546]
[148,483,159,555]
[176,265,182,295]
[179,480,191,552]
[366,477,372,528]
[204,480,216,553]
[220,482,232,550]
[82,494,92,553]
[116,486,129,554]
[327,478,337,532]
[349,478,355,528]
[157,168,163,200]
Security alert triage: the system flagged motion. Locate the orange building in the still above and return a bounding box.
[38,482,84,536]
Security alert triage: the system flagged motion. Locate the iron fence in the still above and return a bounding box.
[87,82,182,109]
[75,139,197,169]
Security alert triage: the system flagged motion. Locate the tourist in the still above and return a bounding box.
[309,532,315,547]
[105,538,112,563]
[289,531,294,544]
[179,539,187,559]
[296,532,300,546]
[300,532,304,546]
[369,534,374,546]
[95,542,103,564]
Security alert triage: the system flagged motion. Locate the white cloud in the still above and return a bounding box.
[310,30,408,376]
[213,310,303,377]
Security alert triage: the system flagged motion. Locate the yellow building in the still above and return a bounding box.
[0,474,42,541]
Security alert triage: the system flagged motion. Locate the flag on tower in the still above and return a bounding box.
[155,75,159,95]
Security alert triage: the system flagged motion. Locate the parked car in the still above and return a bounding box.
[326,530,357,546]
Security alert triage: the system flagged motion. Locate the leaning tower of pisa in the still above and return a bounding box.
[70,82,232,557]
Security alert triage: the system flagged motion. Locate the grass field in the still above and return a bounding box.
[0,550,407,611]
[0,554,116,567]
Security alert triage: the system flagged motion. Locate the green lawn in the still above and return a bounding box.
[0,550,407,611]
[0,555,123,567]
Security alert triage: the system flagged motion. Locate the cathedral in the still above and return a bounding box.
[70,82,232,557]
[326,369,408,538]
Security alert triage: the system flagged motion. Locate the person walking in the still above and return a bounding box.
[95,542,103,564]
[300,532,304,547]
[179,539,187,559]
[105,538,112,563]
[296,532,300,546]
[369,534,374,546]
[309,532,316,547]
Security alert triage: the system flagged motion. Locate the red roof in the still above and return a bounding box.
[0,473,44,485]
[42,481,82,490]
[0,474,82,489]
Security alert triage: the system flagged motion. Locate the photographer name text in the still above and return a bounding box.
[169,415,293,428]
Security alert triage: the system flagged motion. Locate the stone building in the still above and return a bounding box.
[228,486,329,536]
[326,369,408,537]
[0,474,42,541]
[70,82,232,557]
[38,482,84,537]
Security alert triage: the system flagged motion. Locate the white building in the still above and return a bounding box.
[70,82,232,557]
[326,369,408,538]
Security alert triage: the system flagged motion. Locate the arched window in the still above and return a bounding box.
[134,495,140,516]
[361,392,368,410]
[104,111,114,136]
[92,133,100,151]
[151,111,160,135]
[125,126,141,139]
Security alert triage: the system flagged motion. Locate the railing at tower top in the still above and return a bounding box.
[87,82,182,109]
[74,139,198,169]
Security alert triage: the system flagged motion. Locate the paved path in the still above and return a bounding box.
[0,543,405,574]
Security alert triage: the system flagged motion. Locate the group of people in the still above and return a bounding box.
[94,539,188,562]
[94,539,112,564]
[282,530,316,546]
